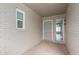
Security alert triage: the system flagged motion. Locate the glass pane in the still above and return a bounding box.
[17,11,23,20]
[56,24,61,32]
[17,20,23,28]
[56,20,63,42]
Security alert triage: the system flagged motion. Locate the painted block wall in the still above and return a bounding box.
[66,4,79,54]
[0,3,42,54]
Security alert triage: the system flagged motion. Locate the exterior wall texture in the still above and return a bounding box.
[0,3,42,54]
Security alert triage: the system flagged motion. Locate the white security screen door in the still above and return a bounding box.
[43,20,53,42]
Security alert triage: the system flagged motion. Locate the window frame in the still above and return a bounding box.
[16,8,25,29]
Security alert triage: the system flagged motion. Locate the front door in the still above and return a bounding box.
[43,20,53,42]
[55,19,64,44]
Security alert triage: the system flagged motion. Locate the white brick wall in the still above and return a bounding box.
[0,4,42,54]
[66,3,79,54]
